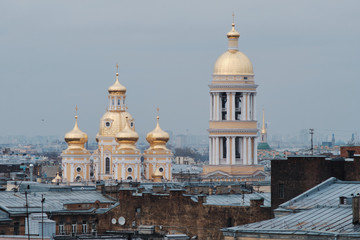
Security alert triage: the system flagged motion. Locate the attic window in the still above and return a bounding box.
[279,184,284,199]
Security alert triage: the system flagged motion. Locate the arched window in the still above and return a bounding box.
[105,157,110,174]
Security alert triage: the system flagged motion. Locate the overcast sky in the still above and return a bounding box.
[0,0,359,141]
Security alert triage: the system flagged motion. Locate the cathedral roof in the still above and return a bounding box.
[64,114,88,149]
[146,114,170,150]
[213,20,253,76]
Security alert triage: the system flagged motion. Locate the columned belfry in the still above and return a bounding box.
[208,18,258,166]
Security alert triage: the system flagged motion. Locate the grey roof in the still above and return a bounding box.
[0,190,115,215]
[278,177,360,211]
[223,178,360,237]
[172,164,203,174]
[224,206,360,236]
[204,193,270,207]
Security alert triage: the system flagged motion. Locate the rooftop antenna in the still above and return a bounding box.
[309,129,314,155]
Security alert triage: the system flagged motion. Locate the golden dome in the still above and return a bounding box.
[213,51,253,75]
[65,115,88,149]
[213,20,253,76]
[146,115,170,150]
[108,72,126,94]
[115,116,139,150]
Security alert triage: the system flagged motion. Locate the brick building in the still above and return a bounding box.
[98,188,272,240]
[271,154,360,211]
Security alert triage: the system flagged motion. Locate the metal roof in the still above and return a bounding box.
[224,206,360,236]
[172,164,203,174]
[278,177,360,211]
[223,178,360,237]
[0,190,115,215]
[204,192,270,207]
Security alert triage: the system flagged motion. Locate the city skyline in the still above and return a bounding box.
[1,1,359,140]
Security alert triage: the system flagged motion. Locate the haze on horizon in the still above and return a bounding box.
[0,0,359,142]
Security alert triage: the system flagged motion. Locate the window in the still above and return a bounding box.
[279,184,284,199]
[72,222,77,233]
[130,122,134,128]
[82,221,87,233]
[127,167,132,173]
[127,176,133,181]
[235,93,241,120]
[76,167,81,173]
[105,157,110,174]
[159,167,164,172]
[118,99,121,106]
[235,137,240,159]
[59,223,64,235]
[222,137,227,159]
[227,218,233,227]
[244,76,248,80]
[112,99,114,105]
[105,121,111,127]
[348,150,355,158]
[75,176,81,182]
[14,222,19,235]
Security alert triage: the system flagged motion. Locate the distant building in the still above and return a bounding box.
[257,109,271,150]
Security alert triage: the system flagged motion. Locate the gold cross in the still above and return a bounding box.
[232,12,235,23]
[75,105,78,116]
[156,107,159,115]
[116,63,119,73]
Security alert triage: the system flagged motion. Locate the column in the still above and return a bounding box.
[241,93,246,120]
[212,137,216,165]
[209,93,213,120]
[214,94,218,120]
[231,93,235,120]
[247,137,251,165]
[209,139,211,165]
[215,137,219,165]
[254,137,258,164]
[226,137,230,164]
[219,138,223,162]
[246,93,250,120]
[253,93,257,121]
[242,137,247,165]
[226,93,230,120]
[217,93,221,120]
[231,137,235,165]
[249,94,252,120]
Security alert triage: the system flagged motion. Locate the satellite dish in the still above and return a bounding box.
[111,218,116,224]
[118,216,125,225]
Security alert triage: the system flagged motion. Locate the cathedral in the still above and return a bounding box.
[61,67,173,183]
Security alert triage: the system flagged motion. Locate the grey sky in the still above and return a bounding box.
[0,0,359,141]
